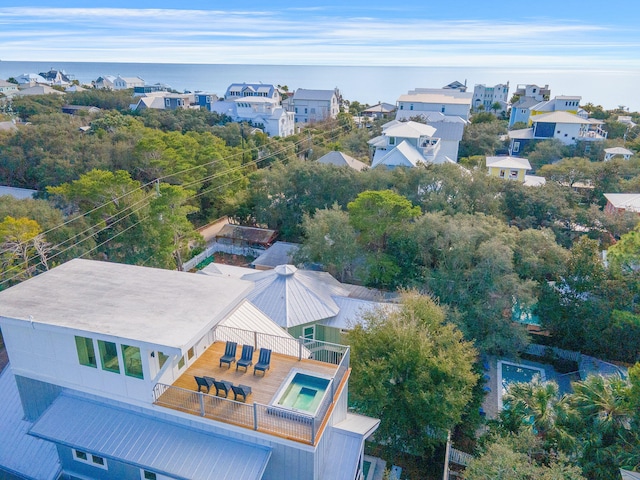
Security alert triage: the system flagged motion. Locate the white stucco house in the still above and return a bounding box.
[113,76,145,90]
[396,88,473,121]
[472,83,509,114]
[0,259,379,480]
[211,83,295,137]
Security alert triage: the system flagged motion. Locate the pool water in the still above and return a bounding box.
[497,360,546,409]
[275,372,330,414]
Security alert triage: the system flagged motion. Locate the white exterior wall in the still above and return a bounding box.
[397,101,470,120]
[551,123,583,145]
[0,317,209,405]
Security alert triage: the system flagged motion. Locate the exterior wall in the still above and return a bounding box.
[533,122,582,145]
[472,84,508,110]
[0,319,204,406]
[294,99,336,124]
[397,101,470,120]
[487,166,526,181]
[15,375,63,421]
[58,445,141,480]
[509,107,532,127]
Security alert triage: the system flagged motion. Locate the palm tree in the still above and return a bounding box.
[501,375,576,452]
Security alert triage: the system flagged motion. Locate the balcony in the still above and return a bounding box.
[153,325,350,445]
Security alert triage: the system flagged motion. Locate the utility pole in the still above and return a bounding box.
[443,430,451,480]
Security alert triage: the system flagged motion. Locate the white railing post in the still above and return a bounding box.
[253,403,258,430]
[199,392,205,416]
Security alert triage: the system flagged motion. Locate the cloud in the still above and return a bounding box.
[0,6,634,68]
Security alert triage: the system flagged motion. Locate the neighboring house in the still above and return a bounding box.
[509,94,580,127]
[200,262,398,344]
[317,151,368,171]
[290,88,341,124]
[194,92,219,110]
[443,80,468,92]
[472,82,509,113]
[214,223,278,253]
[0,259,379,480]
[113,75,145,90]
[133,83,171,96]
[14,73,49,86]
[369,120,458,167]
[39,69,72,86]
[512,83,550,102]
[509,111,607,154]
[212,83,294,137]
[396,87,473,121]
[0,79,19,95]
[65,85,86,93]
[93,75,117,89]
[130,92,193,111]
[604,147,634,161]
[0,121,19,133]
[13,85,65,97]
[360,102,396,119]
[603,193,640,214]
[62,105,100,115]
[251,241,301,270]
[0,185,37,199]
[486,155,532,182]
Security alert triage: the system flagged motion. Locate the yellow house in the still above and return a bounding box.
[486,156,531,182]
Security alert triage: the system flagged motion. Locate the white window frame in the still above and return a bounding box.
[73,449,108,470]
[303,325,315,340]
[512,141,520,153]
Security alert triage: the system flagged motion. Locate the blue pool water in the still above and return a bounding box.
[275,373,330,414]
[498,361,546,409]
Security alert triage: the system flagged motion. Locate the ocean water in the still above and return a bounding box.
[2,61,639,111]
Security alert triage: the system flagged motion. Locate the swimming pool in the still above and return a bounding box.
[272,370,331,415]
[497,360,545,409]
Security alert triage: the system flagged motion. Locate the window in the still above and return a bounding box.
[499,169,506,177]
[441,105,445,113]
[164,98,170,107]
[73,450,108,470]
[389,137,396,145]
[409,104,413,110]
[510,170,518,178]
[157,351,169,369]
[304,108,308,114]
[75,336,97,368]
[98,340,120,373]
[512,141,520,153]
[143,471,157,480]
[121,344,143,379]
[187,346,195,360]
[303,325,315,340]
[178,355,185,370]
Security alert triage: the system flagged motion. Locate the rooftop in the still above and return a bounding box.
[154,326,350,445]
[0,259,253,350]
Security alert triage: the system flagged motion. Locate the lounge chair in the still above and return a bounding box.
[194,375,215,394]
[231,384,252,402]
[253,348,272,376]
[213,380,233,398]
[219,341,237,368]
[236,345,255,372]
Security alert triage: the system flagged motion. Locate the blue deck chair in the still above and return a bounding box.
[236,345,255,372]
[253,348,272,376]
[219,341,237,368]
[231,384,253,402]
[213,380,233,398]
[194,375,215,394]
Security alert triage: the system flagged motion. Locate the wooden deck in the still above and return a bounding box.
[173,341,338,405]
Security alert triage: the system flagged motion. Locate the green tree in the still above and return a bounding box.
[347,190,421,251]
[346,291,478,456]
[607,224,640,274]
[0,216,50,285]
[295,204,358,281]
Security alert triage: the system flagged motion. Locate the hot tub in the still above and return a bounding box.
[271,369,331,416]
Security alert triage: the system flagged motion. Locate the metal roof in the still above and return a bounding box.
[251,242,301,269]
[322,297,398,330]
[0,259,254,350]
[241,265,351,328]
[382,120,437,138]
[530,111,591,124]
[317,151,368,171]
[372,140,425,168]
[293,88,337,101]
[604,193,640,212]
[486,156,531,170]
[397,92,472,105]
[29,394,271,480]
[0,369,60,480]
[0,185,37,199]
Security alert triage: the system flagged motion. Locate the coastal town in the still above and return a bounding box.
[0,66,639,480]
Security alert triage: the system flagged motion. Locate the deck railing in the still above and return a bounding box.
[153,383,318,443]
[154,328,351,444]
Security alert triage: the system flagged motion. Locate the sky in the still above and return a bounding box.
[1,1,639,68]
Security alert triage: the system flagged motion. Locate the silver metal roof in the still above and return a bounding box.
[0,259,254,350]
[29,394,271,480]
[0,369,60,480]
[251,242,300,269]
[241,265,351,328]
[317,151,368,171]
[0,185,38,199]
[322,297,398,330]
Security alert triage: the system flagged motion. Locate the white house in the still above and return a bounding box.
[317,151,368,171]
[369,120,449,167]
[0,79,19,96]
[290,88,341,124]
[94,75,117,89]
[396,88,473,121]
[212,83,295,137]
[113,76,145,90]
[604,193,640,214]
[0,259,378,480]
[472,83,509,113]
[509,111,607,154]
[509,94,580,127]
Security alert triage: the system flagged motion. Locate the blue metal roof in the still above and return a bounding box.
[29,394,271,480]
[0,368,60,480]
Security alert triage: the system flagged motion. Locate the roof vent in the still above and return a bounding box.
[274,265,297,277]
